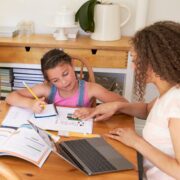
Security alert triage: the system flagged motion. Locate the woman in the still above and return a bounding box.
[79,21,180,179]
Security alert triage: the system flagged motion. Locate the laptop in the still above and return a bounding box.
[28,121,134,176]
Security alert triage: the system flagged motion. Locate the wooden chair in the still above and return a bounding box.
[72,56,96,107]
[0,162,20,180]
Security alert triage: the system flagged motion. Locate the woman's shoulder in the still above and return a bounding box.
[168,86,180,99]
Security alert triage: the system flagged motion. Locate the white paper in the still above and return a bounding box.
[2,106,32,127]
[29,115,60,131]
[0,127,15,145]
[57,106,93,134]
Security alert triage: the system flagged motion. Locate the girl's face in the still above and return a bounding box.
[46,63,77,92]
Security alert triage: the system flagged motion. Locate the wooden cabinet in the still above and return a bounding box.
[0,34,134,100]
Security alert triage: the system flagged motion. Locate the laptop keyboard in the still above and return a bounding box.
[63,139,117,173]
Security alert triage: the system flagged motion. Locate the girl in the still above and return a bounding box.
[6,49,126,113]
[82,21,180,179]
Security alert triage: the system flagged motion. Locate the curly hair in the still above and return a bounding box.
[131,21,180,101]
[41,49,72,81]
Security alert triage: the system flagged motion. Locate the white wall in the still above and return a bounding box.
[0,0,179,102]
[0,0,179,35]
[147,0,180,25]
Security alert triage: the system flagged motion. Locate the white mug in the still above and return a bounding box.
[91,3,131,41]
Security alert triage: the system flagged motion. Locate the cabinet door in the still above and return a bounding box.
[0,47,50,64]
[0,47,128,69]
[64,49,128,68]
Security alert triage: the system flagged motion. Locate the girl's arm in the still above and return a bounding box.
[87,82,128,103]
[5,83,50,112]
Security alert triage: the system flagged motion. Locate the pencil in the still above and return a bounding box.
[58,131,100,138]
[22,81,45,108]
[69,132,100,138]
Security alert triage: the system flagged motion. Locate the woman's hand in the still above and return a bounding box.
[84,102,121,121]
[31,97,46,114]
[106,128,141,148]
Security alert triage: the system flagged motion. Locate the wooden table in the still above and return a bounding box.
[0,101,138,180]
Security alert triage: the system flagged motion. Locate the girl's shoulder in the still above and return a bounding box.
[32,82,51,97]
[85,81,101,90]
[33,82,51,89]
[86,81,107,95]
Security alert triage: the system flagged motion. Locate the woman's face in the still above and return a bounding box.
[130,47,138,70]
[130,47,153,84]
[46,63,77,92]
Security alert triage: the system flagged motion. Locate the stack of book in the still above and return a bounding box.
[13,68,44,90]
[0,26,19,37]
[0,68,13,99]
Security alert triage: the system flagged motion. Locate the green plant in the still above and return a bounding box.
[75,0,100,32]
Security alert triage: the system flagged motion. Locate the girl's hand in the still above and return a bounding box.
[73,108,95,120]
[106,128,141,148]
[31,97,46,114]
[84,102,120,121]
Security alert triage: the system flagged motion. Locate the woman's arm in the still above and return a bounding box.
[74,82,155,121]
[135,118,180,179]
[84,99,155,121]
[108,118,180,179]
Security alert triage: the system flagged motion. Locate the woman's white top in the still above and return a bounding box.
[143,86,180,180]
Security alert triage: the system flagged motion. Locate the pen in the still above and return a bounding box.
[22,81,45,109]
[58,131,100,138]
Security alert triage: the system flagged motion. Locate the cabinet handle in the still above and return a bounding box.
[25,46,31,52]
[91,49,97,55]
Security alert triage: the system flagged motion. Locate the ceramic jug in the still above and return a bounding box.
[91,3,131,41]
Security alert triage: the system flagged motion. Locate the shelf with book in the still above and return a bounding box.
[0,63,127,102]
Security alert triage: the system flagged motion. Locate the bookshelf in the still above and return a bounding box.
[0,34,134,101]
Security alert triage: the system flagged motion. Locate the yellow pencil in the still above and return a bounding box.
[22,81,45,109]
[58,131,100,138]
[69,132,100,138]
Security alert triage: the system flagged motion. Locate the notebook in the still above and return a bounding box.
[28,121,134,175]
[34,104,58,118]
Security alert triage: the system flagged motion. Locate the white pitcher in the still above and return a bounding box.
[91,3,131,41]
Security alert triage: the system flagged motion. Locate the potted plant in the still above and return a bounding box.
[75,0,131,41]
[75,0,100,33]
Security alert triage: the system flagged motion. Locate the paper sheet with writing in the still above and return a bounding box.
[2,105,93,133]
[57,106,93,134]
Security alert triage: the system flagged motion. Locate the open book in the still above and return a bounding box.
[2,105,93,134]
[0,125,51,167]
